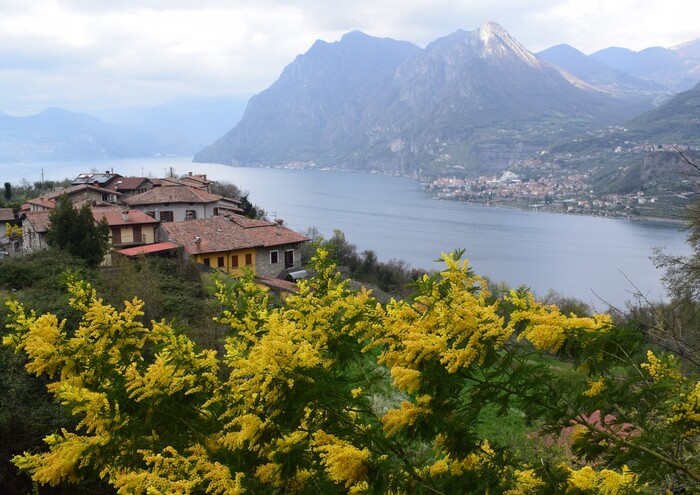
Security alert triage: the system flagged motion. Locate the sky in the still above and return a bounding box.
[1,0,699,116]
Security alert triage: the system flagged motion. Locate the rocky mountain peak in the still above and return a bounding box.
[474,21,540,67]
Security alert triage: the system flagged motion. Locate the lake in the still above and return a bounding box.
[3,156,692,310]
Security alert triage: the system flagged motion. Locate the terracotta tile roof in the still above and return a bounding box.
[117,242,180,256]
[25,197,56,209]
[256,276,299,293]
[0,208,14,222]
[27,184,125,209]
[162,216,309,255]
[125,186,239,206]
[106,177,151,192]
[91,207,159,226]
[23,210,52,232]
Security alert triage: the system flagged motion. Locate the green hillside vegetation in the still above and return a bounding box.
[1,230,700,493]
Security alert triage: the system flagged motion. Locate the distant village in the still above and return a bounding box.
[0,171,310,295]
[426,138,700,219]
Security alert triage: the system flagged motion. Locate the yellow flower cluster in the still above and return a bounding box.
[5,223,22,237]
[583,377,606,397]
[312,431,371,489]
[377,254,509,395]
[508,291,612,352]
[567,465,639,494]
[504,468,544,494]
[381,397,432,436]
[641,350,682,382]
[668,381,700,436]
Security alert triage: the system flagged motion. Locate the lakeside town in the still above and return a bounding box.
[425,138,700,220]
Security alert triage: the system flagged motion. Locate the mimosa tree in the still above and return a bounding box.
[3,250,699,494]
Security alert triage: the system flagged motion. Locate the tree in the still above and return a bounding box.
[4,249,699,494]
[3,182,11,201]
[46,194,109,267]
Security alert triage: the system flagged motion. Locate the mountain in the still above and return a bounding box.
[94,95,250,151]
[623,81,700,143]
[590,39,700,91]
[0,107,194,161]
[195,31,420,168]
[537,81,700,201]
[537,44,669,102]
[195,22,649,177]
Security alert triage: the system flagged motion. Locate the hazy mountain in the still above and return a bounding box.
[590,39,700,91]
[195,31,420,167]
[195,22,649,176]
[537,44,669,102]
[0,107,193,161]
[94,95,250,150]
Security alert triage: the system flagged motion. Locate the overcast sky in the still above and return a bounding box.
[1,0,698,116]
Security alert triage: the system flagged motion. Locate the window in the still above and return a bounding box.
[284,249,294,269]
[270,250,279,264]
[203,258,210,267]
[231,255,239,268]
[145,211,156,219]
[217,256,225,268]
[159,211,174,223]
[185,210,197,220]
[245,253,252,266]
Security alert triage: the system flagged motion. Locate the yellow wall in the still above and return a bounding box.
[193,248,256,277]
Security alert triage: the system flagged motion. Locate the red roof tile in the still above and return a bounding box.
[23,210,52,232]
[117,242,180,256]
[91,208,159,226]
[0,208,14,222]
[125,186,239,206]
[162,216,309,255]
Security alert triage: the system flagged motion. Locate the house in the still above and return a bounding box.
[22,184,124,211]
[162,216,309,278]
[21,210,51,254]
[125,186,243,223]
[0,208,19,257]
[91,207,160,249]
[72,171,122,187]
[103,177,154,197]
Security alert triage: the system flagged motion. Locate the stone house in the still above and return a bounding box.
[125,186,242,224]
[161,215,308,278]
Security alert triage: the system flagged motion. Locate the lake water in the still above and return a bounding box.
[3,156,692,310]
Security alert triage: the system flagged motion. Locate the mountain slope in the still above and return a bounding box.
[194,31,420,166]
[537,43,668,101]
[590,40,700,91]
[195,22,649,177]
[0,107,198,161]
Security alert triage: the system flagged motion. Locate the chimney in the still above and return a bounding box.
[122,210,129,222]
[275,219,284,228]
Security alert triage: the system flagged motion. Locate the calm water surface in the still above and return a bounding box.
[4,156,692,309]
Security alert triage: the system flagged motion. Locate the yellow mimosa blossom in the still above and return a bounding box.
[598,466,639,495]
[312,431,371,488]
[641,350,682,382]
[568,465,598,491]
[390,366,422,393]
[669,380,700,436]
[381,401,430,436]
[504,468,544,494]
[583,377,606,397]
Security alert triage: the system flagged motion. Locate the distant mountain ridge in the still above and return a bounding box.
[0,108,181,161]
[195,22,656,176]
